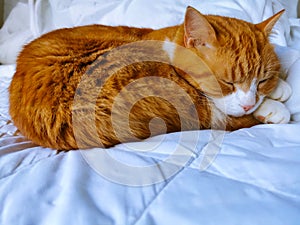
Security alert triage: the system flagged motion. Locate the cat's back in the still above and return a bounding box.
[18,25,153,62]
[9,25,154,149]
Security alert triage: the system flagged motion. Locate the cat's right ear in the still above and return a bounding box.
[184,6,217,49]
[255,9,285,35]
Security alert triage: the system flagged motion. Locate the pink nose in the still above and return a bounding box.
[242,105,255,112]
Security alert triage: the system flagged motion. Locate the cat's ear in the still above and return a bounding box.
[184,6,217,48]
[255,9,285,35]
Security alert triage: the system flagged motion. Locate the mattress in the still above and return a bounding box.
[1,0,300,224]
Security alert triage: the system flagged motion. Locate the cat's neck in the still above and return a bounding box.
[142,24,185,46]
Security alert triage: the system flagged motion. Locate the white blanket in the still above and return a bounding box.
[1,0,300,225]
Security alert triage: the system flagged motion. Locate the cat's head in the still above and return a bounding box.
[184,6,284,117]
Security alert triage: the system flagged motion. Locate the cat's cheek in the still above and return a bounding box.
[212,96,246,117]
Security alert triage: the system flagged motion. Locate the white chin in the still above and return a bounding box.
[225,108,255,117]
[216,107,245,117]
[227,111,246,117]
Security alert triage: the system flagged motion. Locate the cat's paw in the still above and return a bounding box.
[254,99,290,124]
[268,79,292,102]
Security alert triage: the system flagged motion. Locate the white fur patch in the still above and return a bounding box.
[254,98,290,124]
[163,38,176,62]
[212,79,264,117]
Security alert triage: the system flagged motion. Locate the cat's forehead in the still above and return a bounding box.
[207,15,266,48]
[212,19,271,78]
[208,15,257,32]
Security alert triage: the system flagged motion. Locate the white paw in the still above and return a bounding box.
[268,79,292,102]
[254,99,290,124]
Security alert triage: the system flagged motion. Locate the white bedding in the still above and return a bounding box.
[1,0,300,225]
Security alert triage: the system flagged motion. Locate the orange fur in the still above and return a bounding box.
[9,7,283,150]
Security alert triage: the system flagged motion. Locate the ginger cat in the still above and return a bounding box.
[9,7,291,150]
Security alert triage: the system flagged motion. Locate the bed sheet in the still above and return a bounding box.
[1,0,300,225]
[1,124,300,225]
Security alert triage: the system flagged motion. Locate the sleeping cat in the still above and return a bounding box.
[9,6,291,150]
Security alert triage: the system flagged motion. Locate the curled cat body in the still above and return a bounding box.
[9,6,291,150]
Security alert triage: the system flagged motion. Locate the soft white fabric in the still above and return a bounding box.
[274,45,300,121]
[289,18,300,49]
[0,2,33,65]
[1,1,300,225]
[1,123,300,225]
[276,0,300,18]
[0,0,292,64]
[286,58,300,121]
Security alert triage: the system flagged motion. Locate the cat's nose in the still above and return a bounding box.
[242,105,255,112]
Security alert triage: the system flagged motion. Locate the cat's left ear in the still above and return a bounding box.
[255,9,285,35]
[184,6,217,49]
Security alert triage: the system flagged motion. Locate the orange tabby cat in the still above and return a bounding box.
[9,7,288,150]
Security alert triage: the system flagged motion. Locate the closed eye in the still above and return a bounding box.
[258,76,274,85]
[258,76,273,90]
[221,79,235,91]
[221,80,234,86]
[258,78,268,84]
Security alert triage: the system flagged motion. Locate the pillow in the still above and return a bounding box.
[0,2,34,64]
[286,58,300,122]
[276,0,300,18]
[0,0,289,64]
